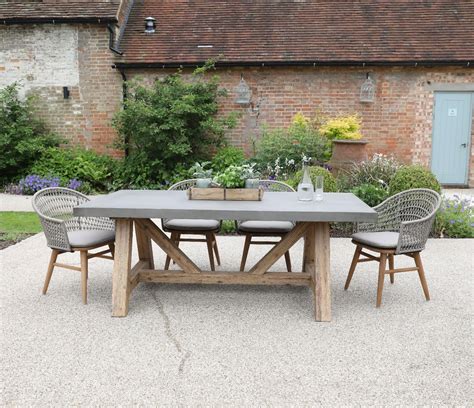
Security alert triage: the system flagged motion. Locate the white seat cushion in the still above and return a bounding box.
[68,229,115,248]
[164,219,220,231]
[238,220,295,233]
[352,231,399,249]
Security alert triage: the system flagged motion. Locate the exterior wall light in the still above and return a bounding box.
[144,17,156,34]
[235,74,252,105]
[360,73,375,103]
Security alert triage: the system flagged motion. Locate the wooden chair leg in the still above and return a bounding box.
[240,234,252,271]
[42,249,59,295]
[164,232,177,270]
[344,245,362,290]
[376,253,387,308]
[205,233,216,271]
[80,250,88,305]
[109,243,115,260]
[212,234,221,266]
[388,254,395,284]
[414,252,430,301]
[284,251,292,272]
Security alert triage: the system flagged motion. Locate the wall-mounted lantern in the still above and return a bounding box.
[360,73,375,103]
[235,74,252,105]
[144,17,156,34]
[63,86,70,99]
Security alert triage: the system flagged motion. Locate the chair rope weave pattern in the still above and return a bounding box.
[357,188,441,254]
[32,187,115,252]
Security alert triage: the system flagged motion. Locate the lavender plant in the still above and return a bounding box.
[435,195,474,238]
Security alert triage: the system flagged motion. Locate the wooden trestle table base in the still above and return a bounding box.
[74,190,377,321]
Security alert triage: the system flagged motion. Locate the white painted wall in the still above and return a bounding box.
[0,24,79,97]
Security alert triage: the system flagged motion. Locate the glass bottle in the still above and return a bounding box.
[297,160,314,201]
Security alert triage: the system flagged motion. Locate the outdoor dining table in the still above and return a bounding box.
[74,190,377,321]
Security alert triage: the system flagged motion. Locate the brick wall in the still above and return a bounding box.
[0,23,122,156]
[1,25,473,185]
[128,66,474,186]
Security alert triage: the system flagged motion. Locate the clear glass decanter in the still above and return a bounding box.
[297,160,314,201]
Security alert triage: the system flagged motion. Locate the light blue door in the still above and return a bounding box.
[431,92,473,185]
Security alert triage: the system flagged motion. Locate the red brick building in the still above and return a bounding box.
[1,0,474,185]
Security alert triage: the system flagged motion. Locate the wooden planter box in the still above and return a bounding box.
[187,187,264,201]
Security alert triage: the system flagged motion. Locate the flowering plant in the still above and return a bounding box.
[435,195,473,238]
[4,174,84,195]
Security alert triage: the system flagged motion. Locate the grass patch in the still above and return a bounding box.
[0,212,42,241]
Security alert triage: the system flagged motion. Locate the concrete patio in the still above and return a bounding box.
[1,232,472,406]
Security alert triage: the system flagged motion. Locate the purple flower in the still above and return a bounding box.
[449,220,456,224]
[19,175,62,195]
[67,178,82,190]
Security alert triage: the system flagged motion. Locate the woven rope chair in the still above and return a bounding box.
[32,187,115,304]
[162,179,221,271]
[344,188,441,307]
[238,180,295,272]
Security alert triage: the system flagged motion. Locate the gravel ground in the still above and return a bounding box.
[1,233,473,406]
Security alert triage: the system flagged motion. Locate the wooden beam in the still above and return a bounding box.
[248,222,308,275]
[112,219,133,317]
[302,223,315,273]
[313,222,331,322]
[138,270,311,286]
[136,219,201,274]
[129,260,148,292]
[135,220,155,269]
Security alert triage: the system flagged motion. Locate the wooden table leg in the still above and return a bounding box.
[302,223,315,273]
[135,220,154,269]
[313,222,331,322]
[112,219,133,317]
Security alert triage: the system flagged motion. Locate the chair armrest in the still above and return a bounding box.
[38,215,71,252]
[396,213,436,254]
[357,198,399,233]
[77,216,115,231]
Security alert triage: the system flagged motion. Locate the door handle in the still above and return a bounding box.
[461,143,467,148]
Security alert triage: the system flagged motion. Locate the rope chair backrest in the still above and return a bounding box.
[258,179,295,193]
[358,188,441,254]
[168,179,198,191]
[162,179,198,228]
[33,187,114,251]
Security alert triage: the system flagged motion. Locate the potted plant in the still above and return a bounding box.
[190,162,213,188]
[242,163,261,188]
[320,115,368,174]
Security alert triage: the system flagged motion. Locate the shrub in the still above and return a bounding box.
[351,183,389,207]
[113,62,237,185]
[338,153,400,191]
[388,165,441,196]
[435,196,474,238]
[30,147,117,193]
[319,114,362,141]
[287,166,338,192]
[0,83,60,185]
[211,146,246,173]
[254,113,329,178]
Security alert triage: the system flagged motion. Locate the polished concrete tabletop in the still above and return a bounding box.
[74,190,377,223]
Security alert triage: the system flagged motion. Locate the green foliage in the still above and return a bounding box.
[113,63,236,185]
[388,165,441,196]
[189,162,213,178]
[254,116,329,178]
[351,183,389,207]
[338,153,400,191]
[287,166,338,192]
[30,147,118,193]
[434,196,474,238]
[211,146,246,173]
[113,151,190,190]
[220,220,237,234]
[319,114,362,141]
[0,84,60,184]
[213,165,247,188]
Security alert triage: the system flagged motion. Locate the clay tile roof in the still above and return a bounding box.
[1,1,120,24]
[117,0,474,66]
